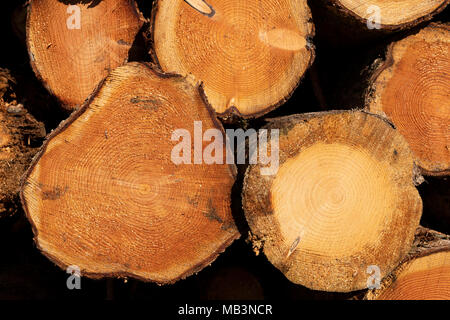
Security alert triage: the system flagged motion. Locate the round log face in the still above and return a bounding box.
[365,228,450,300]
[27,0,143,110]
[272,143,398,257]
[337,0,448,26]
[367,24,450,175]
[377,251,450,300]
[243,111,422,292]
[21,63,238,283]
[151,0,314,118]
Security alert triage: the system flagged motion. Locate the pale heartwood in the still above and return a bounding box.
[242,110,423,292]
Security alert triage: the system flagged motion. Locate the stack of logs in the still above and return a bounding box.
[1,0,449,299]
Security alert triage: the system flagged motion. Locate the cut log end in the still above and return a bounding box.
[366,228,450,300]
[367,23,450,176]
[27,0,144,110]
[21,62,239,283]
[151,0,315,118]
[336,0,449,27]
[243,111,422,292]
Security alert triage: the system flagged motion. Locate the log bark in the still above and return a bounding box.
[150,0,315,119]
[0,68,46,218]
[27,0,144,111]
[365,227,450,300]
[20,62,239,283]
[366,23,450,176]
[242,110,422,292]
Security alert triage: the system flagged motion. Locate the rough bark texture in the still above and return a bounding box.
[21,62,239,283]
[27,0,144,111]
[243,110,422,292]
[366,23,450,176]
[150,0,315,119]
[365,227,450,300]
[0,68,46,218]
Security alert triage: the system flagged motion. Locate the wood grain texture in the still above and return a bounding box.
[27,0,144,110]
[309,0,448,47]
[243,110,422,292]
[366,227,450,300]
[337,0,449,27]
[21,62,239,283]
[366,23,450,176]
[150,0,315,119]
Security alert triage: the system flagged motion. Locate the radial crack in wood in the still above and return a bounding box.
[366,23,450,176]
[20,62,239,283]
[366,227,450,300]
[242,110,422,292]
[27,0,144,111]
[151,0,315,119]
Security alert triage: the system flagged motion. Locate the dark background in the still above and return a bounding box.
[0,0,448,300]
